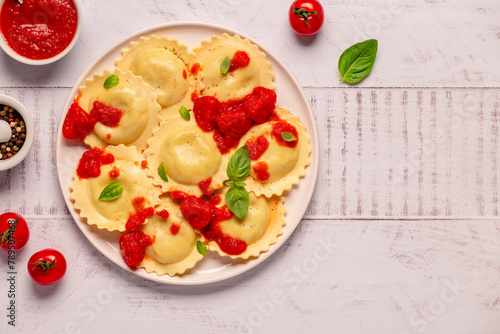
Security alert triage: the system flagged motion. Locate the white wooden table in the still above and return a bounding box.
[1,0,499,333]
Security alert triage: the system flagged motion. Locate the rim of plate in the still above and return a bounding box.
[56,21,319,285]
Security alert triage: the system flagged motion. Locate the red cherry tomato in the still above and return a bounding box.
[27,249,67,285]
[0,212,29,251]
[289,0,324,36]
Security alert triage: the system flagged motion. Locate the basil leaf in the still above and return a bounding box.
[281,132,297,142]
[227,146,251,182]
[234,181,246,187]
[104,74,119,88]
[221,56,231,75]
[179,106,190,120]
[226,180,246,188]
[158,162,168,182]
[338,39,378,84]
[99,181,123,201]
[196,241,207,255]
[225,186,249,220]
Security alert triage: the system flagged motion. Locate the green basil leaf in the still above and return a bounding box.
[225,180,246,188]
[158,162,168,182]
[221,56,231,75]
[281,132,297,142]
[338,39,378,84]
[225,186,249,220]
[227,146,251,182]
[99,181,123,201]
[103,74,119,88]
[179,106,190,120]
[196,241,207,255]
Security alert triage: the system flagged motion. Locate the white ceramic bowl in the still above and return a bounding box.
[0,0,82,65]
[0,94,34,171]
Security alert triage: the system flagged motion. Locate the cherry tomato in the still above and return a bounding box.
[0,212,29,251]
[27,249,67,285]
[289,0,324,36]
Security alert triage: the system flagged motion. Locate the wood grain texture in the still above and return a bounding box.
[0,0,499,333]
[2,219,500,333]
[0,0,497,88]
[307,88,500,218]
[2,88,499,219]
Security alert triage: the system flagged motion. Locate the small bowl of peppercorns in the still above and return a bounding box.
[0,94,33,171]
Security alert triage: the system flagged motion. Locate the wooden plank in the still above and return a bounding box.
[10,218,500,333]
[307,87,500,218]
[1,88,499,218]
[0,88,70,217]
[0,0,498,333]
[0,0,497,88]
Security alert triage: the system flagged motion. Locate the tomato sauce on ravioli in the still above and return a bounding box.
[193,86,277,153]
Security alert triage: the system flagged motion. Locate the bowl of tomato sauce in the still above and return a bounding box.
[0,0,81,65]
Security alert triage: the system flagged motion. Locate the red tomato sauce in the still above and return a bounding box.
[210,195,222,206]
[108,168,120,179]
[253,161,270,181]
[229,51,250,72]
[119,230,152,267]
[62,102,95,140]
[182,69,187,79]
[89,101,123,127]
[271,121,299,148]
[179,195,247,255]
[190,62,200,75]
[198,177,213,195]
[76,147,114,179]
[171,190,189,200]
[192,86,277,154]
[155,209,169,219]
[193,96,220,131]
[246,136,270,160]
[180,195,217,229]
[125,197,154,230]
[169,223,180,235]
[63,101,124,140]
[243,86,277,123]
[140,160,148,169]
[266,110,281,122]
[0,0,78,60]
[191,90,199,102]
[201,205,247,255]
[217,99,252,137]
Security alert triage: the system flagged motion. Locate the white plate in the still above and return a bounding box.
[56,22,319,285]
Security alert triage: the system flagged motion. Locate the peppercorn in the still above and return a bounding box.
[0,104,26,161]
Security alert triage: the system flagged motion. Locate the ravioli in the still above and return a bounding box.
[70,145,161,231]
[78,69,161,151]
[64,32,312,277]
[144,112,229,196]
[138,198,203,276]
[239,107,311,197]
[194,33,275,101]
[206,188,286,259]
[116,35,203,115]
